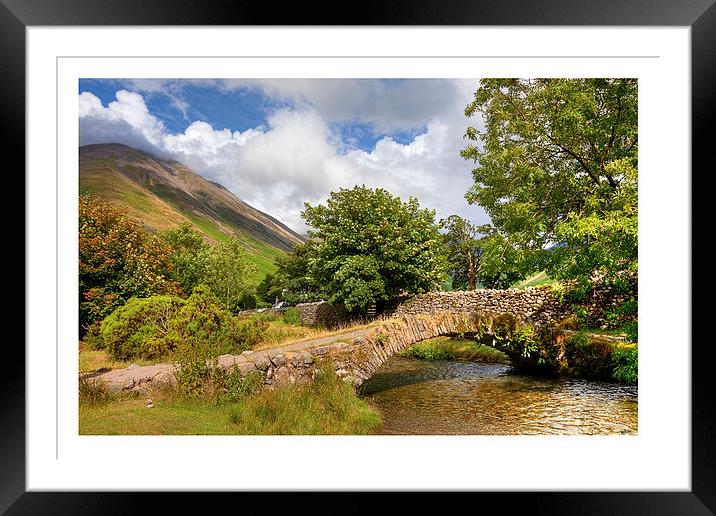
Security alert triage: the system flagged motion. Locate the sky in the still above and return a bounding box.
[78,78,489,233]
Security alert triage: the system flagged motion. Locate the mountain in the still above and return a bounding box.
[79,143,304,280]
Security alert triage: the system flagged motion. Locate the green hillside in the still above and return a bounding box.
[79,143,304,282]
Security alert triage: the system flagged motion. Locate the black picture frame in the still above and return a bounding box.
[5,0,713,513]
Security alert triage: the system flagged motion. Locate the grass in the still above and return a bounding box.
[511,271,556,289]
[399,336,510,363]
[79,364,382,435]
[78,342,159,373]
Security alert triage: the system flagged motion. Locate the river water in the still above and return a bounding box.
[358,356,638,435]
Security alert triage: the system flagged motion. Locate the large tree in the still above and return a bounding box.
[461,78,638,287]
[79,195,179,334]
[440,215,490,290]
[301,186,447,312]
[440,215,523,290]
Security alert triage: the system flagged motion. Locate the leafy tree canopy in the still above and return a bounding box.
[79,195,179,334]
[440,215,523,290]
[461,78,638,287]
[301,186,447,312]
[257,241,322,305]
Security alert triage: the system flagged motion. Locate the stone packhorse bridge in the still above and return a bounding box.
[92,310,562,394]
[91,284,636,393]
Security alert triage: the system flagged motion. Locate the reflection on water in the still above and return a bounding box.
[358,357,638,435]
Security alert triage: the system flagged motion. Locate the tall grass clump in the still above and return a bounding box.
[227,362,381,434]
[79,376,115,405]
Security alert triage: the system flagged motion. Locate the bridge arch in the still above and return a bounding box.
[323,311,553,386]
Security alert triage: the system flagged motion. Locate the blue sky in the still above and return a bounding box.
[78,78,488,232]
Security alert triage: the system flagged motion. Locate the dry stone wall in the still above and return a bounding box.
[393,282,637,329]
[394,287,567,326]
[295,301,351,327]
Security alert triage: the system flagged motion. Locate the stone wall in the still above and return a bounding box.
[393,281,637,329]
[295,300,351,328]
[393,287,567,327]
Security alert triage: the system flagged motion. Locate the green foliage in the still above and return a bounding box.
[571,305,589,326]
[461,79,638,288]
[569,329,591,348]
[490,318,540,358]
[604,298,638,329]
[167,286,269,396]
[439,215,524,290]
[623,320,638,343]
[282,307,301,326]
[215,369,265,404]
[402,343,455,360]
[611,346,638,384]
[100,295,186,360]
[100,285,269,375]
[79,195,180,335]
[83,321,105,350]
[161,223,209,295]
[301,186,448,312]
[257,241,323,305]
[200,237,258,313]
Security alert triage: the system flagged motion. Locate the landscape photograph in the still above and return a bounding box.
[77,77,638,435]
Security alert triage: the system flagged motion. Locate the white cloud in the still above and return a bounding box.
[78,81,489,233]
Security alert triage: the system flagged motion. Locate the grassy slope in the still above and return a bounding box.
[400,336,510,363]
[80,164,282,282]
[511,271,555,289]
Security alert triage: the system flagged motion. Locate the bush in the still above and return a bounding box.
[218,369,264,404]
[623,320,638,343]
[611,346,638,384]
[282,307,301,326]
[168,286,270,396]
[83,321,105,350]
[221,315,269,352]
[604,298,638,329]
[100,295,186,360]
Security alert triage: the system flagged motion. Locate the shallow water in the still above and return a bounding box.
[358,357,638,435]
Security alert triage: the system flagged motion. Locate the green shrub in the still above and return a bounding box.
[221,315,269,352]
[569,330,590,348]
[100,295,186,360]
[611,346,638,384]
[168,285,269,396]
[83,321,106,350]
[623,320,638,343]
[282,307,301,326]
[604,298,638,329]
[571,305,589,326]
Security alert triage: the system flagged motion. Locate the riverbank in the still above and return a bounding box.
[399,336,510,363]
[398,334,638,384]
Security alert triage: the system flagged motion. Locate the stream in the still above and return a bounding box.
[358,356,638,435]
